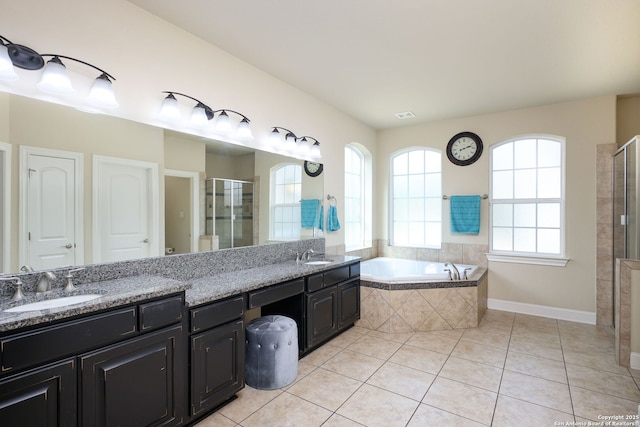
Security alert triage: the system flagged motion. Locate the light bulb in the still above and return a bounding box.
[214,111,232,135]
[190,104,209,127]
[87,74,118,109]
[159,93,181,121]
[0,44,18,81]
[236,118,253,140]
[37,57,74,95]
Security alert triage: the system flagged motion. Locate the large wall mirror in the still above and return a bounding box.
[0,92,324,274]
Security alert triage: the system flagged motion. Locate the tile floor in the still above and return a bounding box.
[195,310,640,427]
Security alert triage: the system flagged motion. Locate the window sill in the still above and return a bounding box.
[485,253,569,267]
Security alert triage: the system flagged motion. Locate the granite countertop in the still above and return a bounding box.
[0,255,360,333]
[185,255,360,307]
[0,275,190,332]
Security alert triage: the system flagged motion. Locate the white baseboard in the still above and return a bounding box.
[631,352,640,370]
[488,298,596,325]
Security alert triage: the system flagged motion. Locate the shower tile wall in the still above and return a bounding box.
[597,143,617,327]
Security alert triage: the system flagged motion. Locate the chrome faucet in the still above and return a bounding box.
[36,271,56,294]
[444,262,460,281]
[20,265,34,273]
[297,248,315,263]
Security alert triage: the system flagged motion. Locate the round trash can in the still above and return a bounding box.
[245,315,298,390]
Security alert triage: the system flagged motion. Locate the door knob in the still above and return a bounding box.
[62,243,73,249]
[141,238,149,243]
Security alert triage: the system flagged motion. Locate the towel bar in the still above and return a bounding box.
[442,194,488,200]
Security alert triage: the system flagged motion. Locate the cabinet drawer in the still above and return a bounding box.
[325,266,350,287]
[247,278,304,309]
[1,307,137,374]
[191,295,245,333]
[139,294,184,332]
[306,273,324,293]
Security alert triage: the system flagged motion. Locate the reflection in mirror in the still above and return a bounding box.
[0,92,324,274]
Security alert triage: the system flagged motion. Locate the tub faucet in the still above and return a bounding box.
[36,271,56,294]
[444,262,460,281]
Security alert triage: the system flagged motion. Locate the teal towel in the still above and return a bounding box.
[301,199,322,229]
[318,205,324,230]
[450,195,481,234]
[327,205,341,232]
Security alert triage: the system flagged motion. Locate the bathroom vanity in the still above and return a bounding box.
[0,252,360,426]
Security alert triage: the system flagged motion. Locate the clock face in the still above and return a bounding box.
[304,161,323,177]
[446,132,483,166]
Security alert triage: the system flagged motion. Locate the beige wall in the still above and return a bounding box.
[164,134,206,173]
[164,176,191,254]
[378,96,616,313]
[617,94,640,146]
[205,152,254,181]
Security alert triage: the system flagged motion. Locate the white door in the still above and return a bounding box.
[23,151,81,270]
[0,142,10,273]
[94,157,159,262]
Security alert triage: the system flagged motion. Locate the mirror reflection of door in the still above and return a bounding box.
[93,156,159,263]
[164,175,191,255]
[20,147,83,270]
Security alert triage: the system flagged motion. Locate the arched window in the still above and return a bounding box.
[390,148,442,247]
[345,144,372,250]
[489,136,566,262]
[270,163,302,241]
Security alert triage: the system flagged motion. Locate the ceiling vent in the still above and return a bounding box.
[394,111,416,119]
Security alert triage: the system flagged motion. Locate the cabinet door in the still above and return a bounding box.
[306,285,338,348]
[0,359,76,427]
[80,325,185,427]
[338,279,360,330]
[191,319,244,417]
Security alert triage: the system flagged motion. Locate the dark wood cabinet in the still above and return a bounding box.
[305,263,360,351]
[79,324,185,426]
[0,292,187,427]
[0,359,77,427]
[188,295,245,420]
[191,319,244,417]
[337,278,360,330]
[306,286,338,348]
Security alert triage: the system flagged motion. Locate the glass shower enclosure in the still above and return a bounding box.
[613,136,639,326]
[205,178,254,249]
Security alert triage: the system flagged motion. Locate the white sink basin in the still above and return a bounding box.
[305,260,332,265]
[5,294,103,313]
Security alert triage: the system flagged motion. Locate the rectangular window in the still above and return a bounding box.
[391,149,441,248]
[489,137,566,264]
[271,164,302,241]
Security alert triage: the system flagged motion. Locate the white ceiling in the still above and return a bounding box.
[129,0,640,130]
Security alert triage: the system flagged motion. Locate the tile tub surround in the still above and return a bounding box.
[357,269,488,333]
[0,238,326,297]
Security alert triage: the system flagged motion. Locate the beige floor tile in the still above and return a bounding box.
[405,331,459,355]
[429,328,466,340]
[571,386,640,421]
[631,367,640,380]
[364,329,414,343]
[322,349,385,381]
[492,395,574,427]
[422,377,497,425]
[563,349,631,375]
[241,392,332,427]
[561,332,615,354]
[439,356,503,392]
[483,309,516,323]
[389,344,448,374]
[337,383,419,427]
[566,363,640,401]
[302,343,343,367]
[321,413,366,427]
[218,386,282,423]
[193,412,238,427]
[477,319,513,336]
[500,370,573,413]
[407,403,486,427]
[328,328,367,348]
[451,340,507,368]
[505,350,567,383]
[508,333,564,361]
[287,368,362,411]
[346,334,403,360]
[282,359,317,390]
[461,328,511,349]
[366,361,435,401]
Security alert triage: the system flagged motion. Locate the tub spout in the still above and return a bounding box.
[444,262,460,280]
